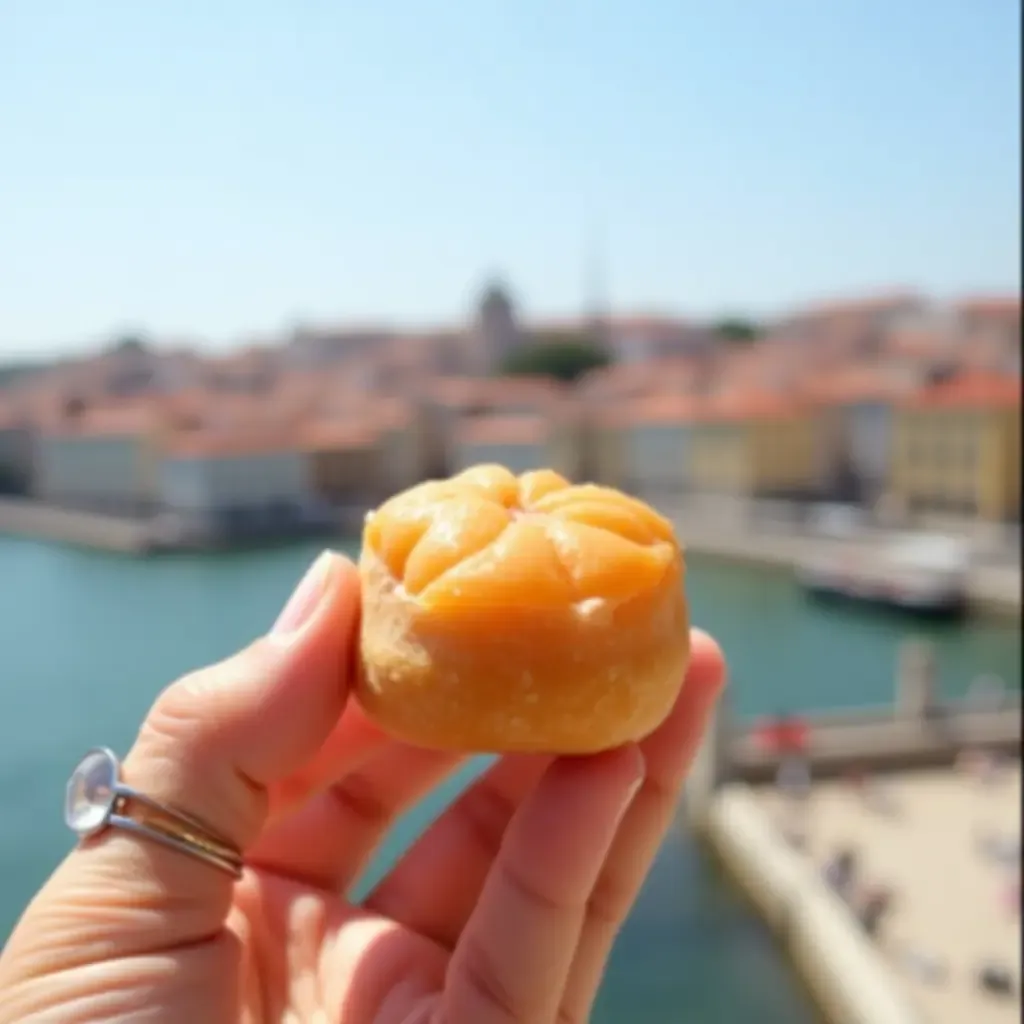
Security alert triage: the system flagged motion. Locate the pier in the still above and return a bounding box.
[0,497,370,555]
[686,640,1022,1024]
[0,497,152,554]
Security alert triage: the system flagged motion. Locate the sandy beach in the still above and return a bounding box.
[758,762,1022,1024]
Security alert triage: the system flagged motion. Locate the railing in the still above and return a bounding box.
[724,701,1022,784]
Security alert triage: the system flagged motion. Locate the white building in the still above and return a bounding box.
[34,408,159,514]
[158,431,315,538]
[622,417,691,502]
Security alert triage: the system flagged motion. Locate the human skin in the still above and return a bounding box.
[0,550,725,1023]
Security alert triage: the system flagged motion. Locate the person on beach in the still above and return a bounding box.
[0,550,726,1023]
[822,847,858,903]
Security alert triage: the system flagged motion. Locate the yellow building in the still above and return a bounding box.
[890,374,1021,521]
[689,393,819,499]
[586,410,627,489]
[545,400,595,483]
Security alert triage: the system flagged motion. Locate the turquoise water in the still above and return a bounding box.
[1,535,1019,1020]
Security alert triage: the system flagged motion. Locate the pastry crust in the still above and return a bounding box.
[356,465,690,754]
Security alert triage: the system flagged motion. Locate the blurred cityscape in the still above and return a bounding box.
[1,3,1019,1021]
[0,283,1019,552]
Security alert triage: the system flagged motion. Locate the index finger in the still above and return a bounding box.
[439,746,646,1024]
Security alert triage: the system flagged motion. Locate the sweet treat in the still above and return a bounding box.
[355,464,690,754]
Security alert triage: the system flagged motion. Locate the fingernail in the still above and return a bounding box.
[272,551,333,636]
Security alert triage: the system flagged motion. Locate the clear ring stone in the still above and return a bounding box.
[65,748,119,837]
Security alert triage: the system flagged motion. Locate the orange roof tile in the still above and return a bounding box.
[954,296,1021,318]
[614,394,705,427]
[698,389,806,423]
[902,372,1020,411]
[42,400,163,438]
[300,420,382,451]
[163,429,303,459]
[801,367,919,405]
[455,413,549,446]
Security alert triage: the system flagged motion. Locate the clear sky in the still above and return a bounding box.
[1,0,1020,357]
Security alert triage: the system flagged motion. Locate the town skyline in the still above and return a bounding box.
[2,2,1019,359]
[2,276,1020,366]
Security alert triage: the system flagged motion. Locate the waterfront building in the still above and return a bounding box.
[372,397,440,493]
[157,428,316,539]
[34,403,161,515]
[450,413,552,475]
[417,375,565,479]
[303,420,384,508]
[545,398,596,483]
[688,392,819,502]
[0,404,34,496]
[615,394,699,504]
[889,372,1021,522]
[804,368,919,508]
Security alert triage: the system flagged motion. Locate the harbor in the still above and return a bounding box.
[0,4,1018,1015]
[1,495,1020,621]
[756,764,1021,1024]
[0,533,1019,1022]
[686,640,1022,1024]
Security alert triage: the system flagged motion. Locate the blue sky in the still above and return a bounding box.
[1,0,1020,357]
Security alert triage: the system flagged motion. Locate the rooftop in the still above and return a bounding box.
[904,372,1021,411]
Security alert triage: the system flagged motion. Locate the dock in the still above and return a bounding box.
[0,498,370,555]
[676,517,1021,620]
[685,639,1022,1024]
[0,497,152,554]
[756,764,1021,1024]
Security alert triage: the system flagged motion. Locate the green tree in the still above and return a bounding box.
[500,336,610,383]
[110,333,149,354]
[712,318,760,344]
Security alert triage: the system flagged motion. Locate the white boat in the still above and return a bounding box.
[796,534,970,617]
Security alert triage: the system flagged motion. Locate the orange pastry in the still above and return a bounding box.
[356,464,690,754]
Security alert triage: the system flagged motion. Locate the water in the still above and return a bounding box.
[1,536,1019,1021]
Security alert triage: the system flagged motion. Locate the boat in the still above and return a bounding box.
[796,533,970,618]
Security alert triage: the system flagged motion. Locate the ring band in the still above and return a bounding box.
[64,747,244,878]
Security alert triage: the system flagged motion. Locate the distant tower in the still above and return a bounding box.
[475,278,521,374]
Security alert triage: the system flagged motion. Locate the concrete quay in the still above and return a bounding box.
[684,640,1022,1024]
[756,764,1022,1024]
[0,498,363,555]
[676,516,1021,620]
[701,784,924,1024]
[0,497,152,554]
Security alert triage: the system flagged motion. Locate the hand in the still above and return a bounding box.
[0,550,725,1023]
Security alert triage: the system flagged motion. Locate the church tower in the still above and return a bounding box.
[474,278,522,374]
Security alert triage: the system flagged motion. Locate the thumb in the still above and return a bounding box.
[5,549,360,960]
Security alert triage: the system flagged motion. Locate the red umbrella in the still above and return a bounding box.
[752,715,810,755]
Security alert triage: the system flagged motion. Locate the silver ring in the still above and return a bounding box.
[64,747,244,878]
